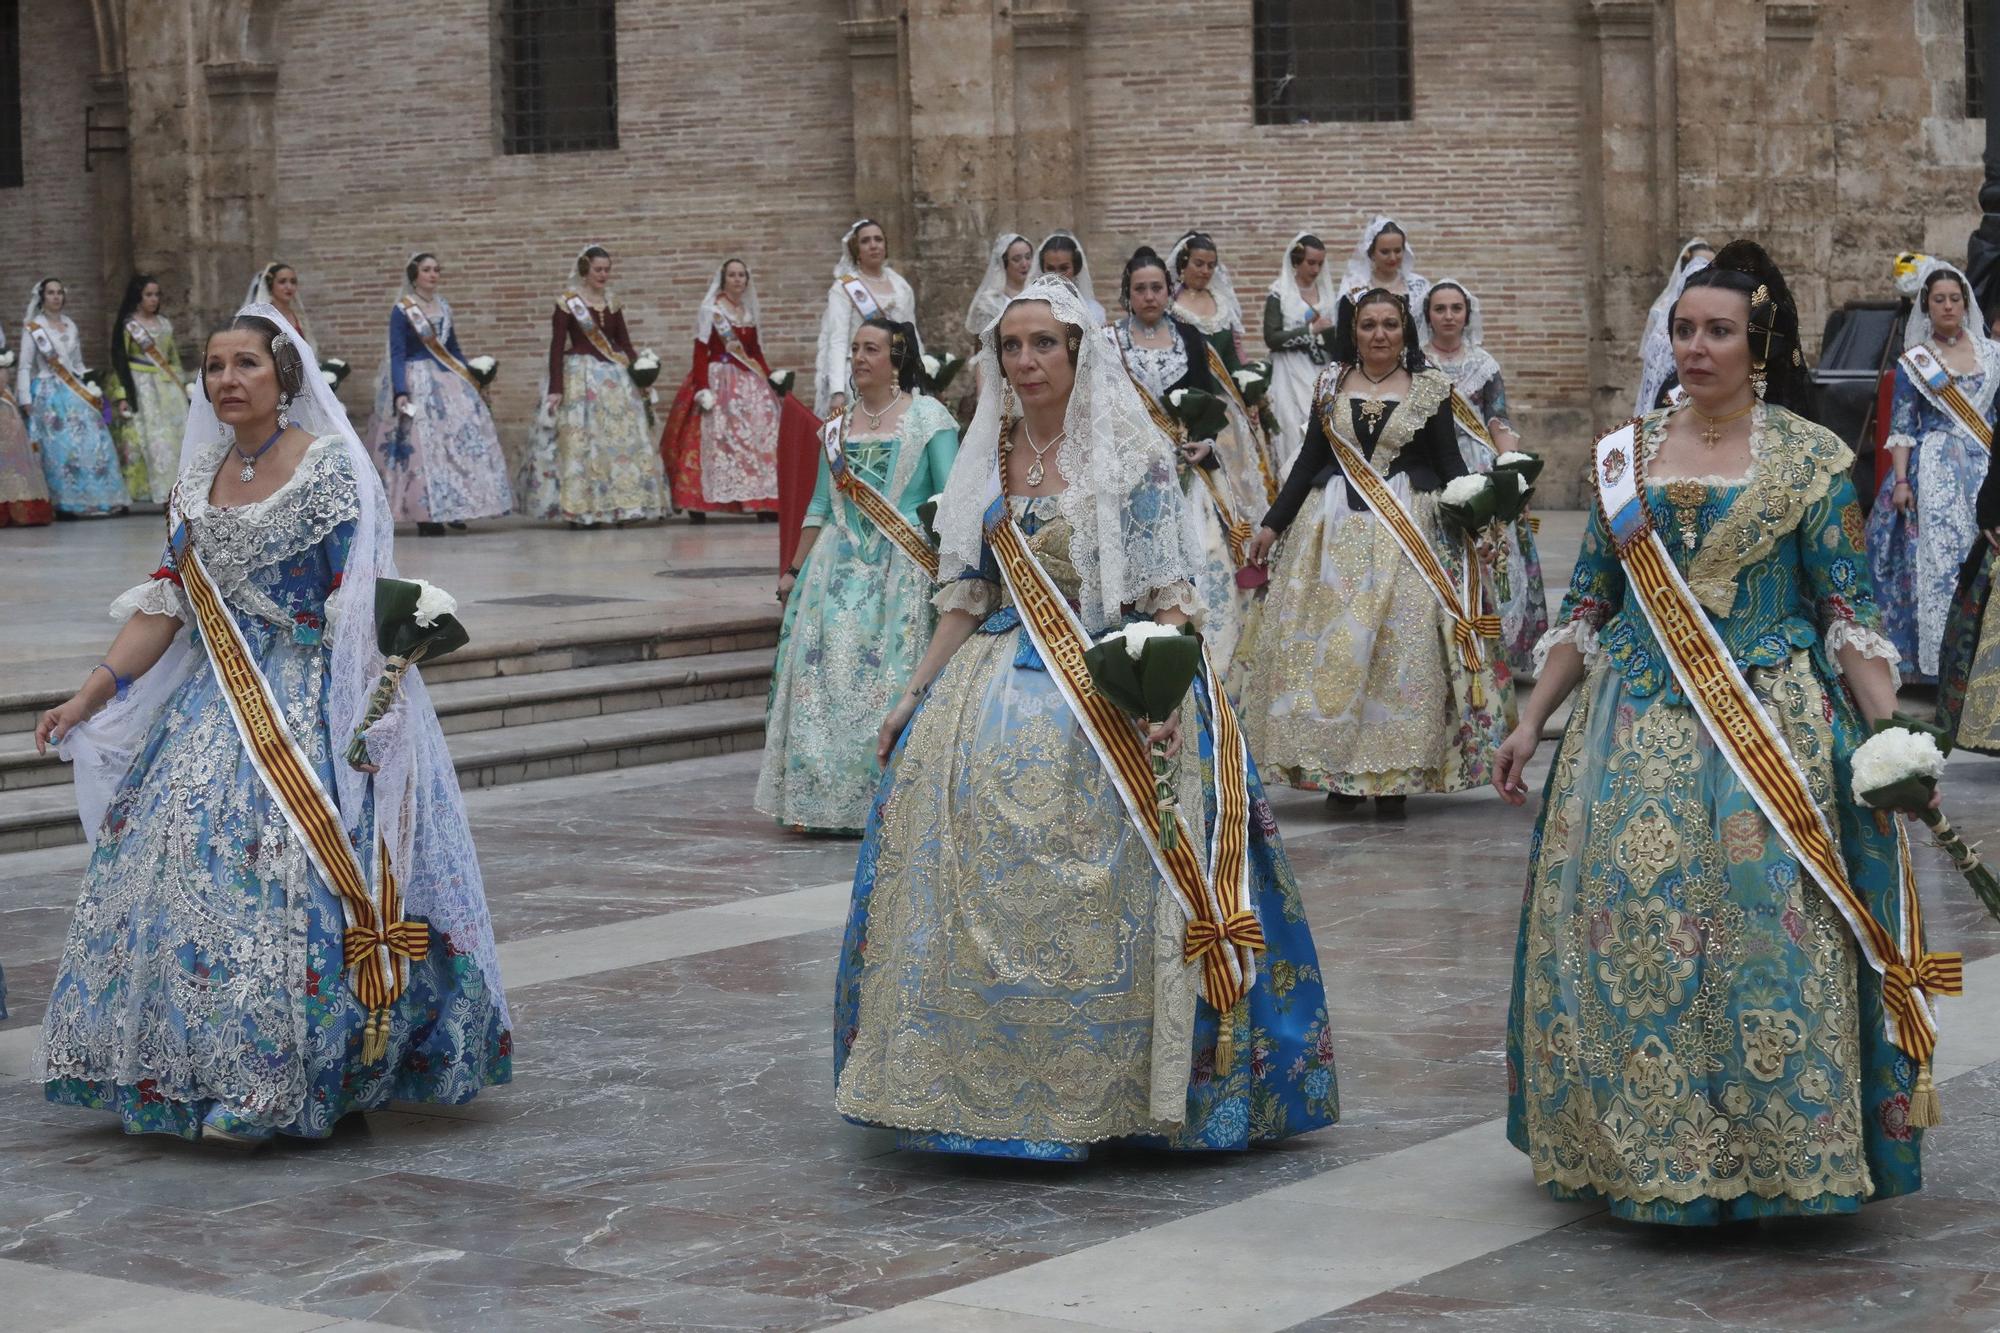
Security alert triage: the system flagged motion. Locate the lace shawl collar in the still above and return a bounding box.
[1901,337,2000,430]
[177,434,362,622]
[1314,364,1453,471]
[1636,403,1851,616]
[1427,344,1500,400]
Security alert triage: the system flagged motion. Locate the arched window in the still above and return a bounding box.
[1253,0,1413,126]
[496,0,620,155]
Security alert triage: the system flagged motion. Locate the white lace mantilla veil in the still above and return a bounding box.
[1268,230,1336,325]
[964,232,1030,336]
[1341,215,1429,340]
[1035,231,1107,324]
[1423,278,1500,392]
[694,258,762,344]
[1167,231,1243,332]
[933,274,1204,632]
[244,262,314,340]
[1634,237,1711,416]
[1904,257,1992,350]
[60,301,509,1027]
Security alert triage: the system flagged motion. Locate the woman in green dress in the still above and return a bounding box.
[1495,242,1945,1225]
[109,274,190,505]
[755,317,959,834]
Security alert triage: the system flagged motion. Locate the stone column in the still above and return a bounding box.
[87,74,133,324]
[1968,0,2000,310]
[842,1,914,295]
[199,61,279,331]
[1007,3,1086,248]
[905,0,1002,335]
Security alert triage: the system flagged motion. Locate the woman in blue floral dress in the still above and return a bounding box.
[1495,244,1935,1224]
[834,276,1338,1159]
[33,307,509,1144]
[756,317,958,835]
[18,277,128,516]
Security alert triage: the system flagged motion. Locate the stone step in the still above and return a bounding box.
[0,612,782,735]
[0,694,771,854]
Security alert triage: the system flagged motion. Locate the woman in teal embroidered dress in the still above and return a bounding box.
[756,317,958,834]
[834,276,1338,1160]
[1495,243,1932,1224]
[32,308,510,1143]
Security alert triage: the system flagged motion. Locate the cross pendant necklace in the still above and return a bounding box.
[235,425,286,482]
[1691,400,1753,449]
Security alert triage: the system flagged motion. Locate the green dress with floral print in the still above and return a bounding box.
[1506,403,1927,1225]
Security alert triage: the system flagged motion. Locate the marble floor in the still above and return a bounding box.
[4,510,2000,1332]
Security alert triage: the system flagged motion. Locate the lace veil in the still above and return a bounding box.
[933,274,1202,632]
[1634,238,1710,415]
[1036,231,1107,324]
[62,301,509,1027]
[1903,257,1991,350]
[1167,232,1243,333]
[964,232,1030,335]
[694,258,761,344]
[835,219,875,281]
[1422,278,1499,397]
[1268,231,1336,326]
[244,262,315,340]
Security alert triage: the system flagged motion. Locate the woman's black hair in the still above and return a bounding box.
[111,273,159,405]
[1039,234,1084,273]
[858,314,921,392]
[574,245,611,278]
[1288,234,1325,268]
[1173,231,1218,276]
[1332,288,1427,372]
[406,252,437,286]
[1367,221,1407,258]
[1120,245,1172,309]
[1672,239,1814,415]
[206,313,308,402]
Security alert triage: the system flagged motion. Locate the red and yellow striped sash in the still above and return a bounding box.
[399,299,482,391]
[1117,355,1253,566]
[1595,426,1957,1063]
[1321,422,1497,672]
[177,529,427,1058]
[1204,344,1280,504]
[124,320,180,381]
[562,293,630,369]
[984,505,1263,1011]
[27,321,103,411]
[822,419,938,579]
[1448,388,1495,451]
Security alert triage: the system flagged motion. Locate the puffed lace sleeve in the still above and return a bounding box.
[1802,471,1901,685]
[1135,581,1203,620]
[1531,502,1625,674]
[110,539,186,622]
[934,572,1000,618]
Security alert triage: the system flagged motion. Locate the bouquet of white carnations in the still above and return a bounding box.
[1491,450,1542,522]
[319,357,350,390]
[1231,361,1272,405]
[920,351,966,396]
[1084,623,1203,851]
[1437,473,1499,537]
[767,368,796,399]
[345,578,470,771]
[1852,715,2000,920]
[629,349,663,390]
[0,349,15,370]
[465,355,498,387]
[1166,386,1227,442]
[695,387,718,414]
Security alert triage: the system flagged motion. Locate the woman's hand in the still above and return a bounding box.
[34,694,94,755]
[1146,710,1183,760]
[395,393,411,415]
[543,392,562,412]
[1246,525,1279,566]
[1492,724,1540,806]
[1893,478,1915,515]
[776,570,797,603]
[1179,441,1214,467]
[876,692,919,766]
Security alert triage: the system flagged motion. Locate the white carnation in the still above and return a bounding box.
[920,353,941,377]
[1115,621,1183,661]
[410,578,458,629]
[632,349,661,372]
[320,369,339,387]
[466,355,497,375]
[1232,368,1263,388]
[695,388,718,412]
[1495,450,1533,467]
[0,349,15,369]
[1851,726,1947,797]
[1168,388,1188,408]
[1441,474,1492,506]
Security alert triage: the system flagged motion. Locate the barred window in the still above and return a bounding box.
[1253,0,1412,126]
[0,0,21,188]
[496,0,619,155]
[1968,0,1986,118]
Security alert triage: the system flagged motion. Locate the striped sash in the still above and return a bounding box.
[1319,408,1498,672]
[124,320,179,380]
[399,299,482,390]
[981,490,1263,1012]
[1204,344,1280,504]
[821,415,938,578]
[1592,423,1959,1064]
[175,516,428,1060]
[562,293,630,369]
[27,321,103,411]
[1448,387,1496,451]
[1901,344,1992,452]
[1114,347,1253,566]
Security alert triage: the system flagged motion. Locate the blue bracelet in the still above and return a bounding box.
[91,661,131,701]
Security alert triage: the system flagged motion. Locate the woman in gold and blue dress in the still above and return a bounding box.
[834,274,1338,1160]
[109,273,190,505]
[1496,242,1934,1224]
[19,277,127,516]
[1937,442,2000,754]
[33,304,509,1143]
[756,317,958,835]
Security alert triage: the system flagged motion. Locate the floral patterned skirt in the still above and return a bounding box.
[518,356,664,525]
[28,374,126,516]
[367,361,513,523]
[834,632,1338,1159]
[1239,483,1512,796]
[1506,650,1924,1224]
[1937,537,2000,756]
[39,625,510,1140]
[114,370,189,505]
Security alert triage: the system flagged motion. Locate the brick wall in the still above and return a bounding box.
[0,4,103,362]
[270,0,856,450]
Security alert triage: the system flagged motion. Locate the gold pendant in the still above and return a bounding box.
[1025,457,1044,488]
[1359,396,1387,429]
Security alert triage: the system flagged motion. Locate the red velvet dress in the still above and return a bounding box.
[659,321,783,514]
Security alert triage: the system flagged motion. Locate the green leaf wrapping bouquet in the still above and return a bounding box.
[343,578,471,770]
[1084,623,1203,851]
[1436,473,1499,538]
[1166,387,1228,442]
[920,352,966,397]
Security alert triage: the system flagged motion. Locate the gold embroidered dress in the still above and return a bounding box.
[1239,365,1510,795]
[1507,404,1926,1224]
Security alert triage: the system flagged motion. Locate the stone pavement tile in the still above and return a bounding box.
[833,1302,1125,1331]
[1281,1291,1721,1330]
[661,1221,1059,1313]
[0,1256,352,1333]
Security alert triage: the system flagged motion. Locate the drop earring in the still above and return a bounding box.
[277,392,293,429]
[1750,363,1768,400]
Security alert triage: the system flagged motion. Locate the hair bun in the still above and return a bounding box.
[1709,240,1796,312]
